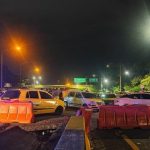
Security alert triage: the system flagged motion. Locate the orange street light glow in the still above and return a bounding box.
[16,46,21,51]
[34,67,40,73]
[66,83,71,86]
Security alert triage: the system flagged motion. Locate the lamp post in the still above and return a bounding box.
[119,64,130,92]
[15,45,23,84]
[103,78,109,92]
[19,61,29,85]
[119,65,122,92]
[32,76,42,86]
[0,46,21,88]
[0,50,3,88]
[19,63,24,84]
[32,76,36,86]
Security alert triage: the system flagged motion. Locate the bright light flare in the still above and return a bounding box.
[34,67,40,73]
[125,71,129,76]
[104,78,109,83]
[35,80,39,84]
[141,18,150,43]
[38,76,42,80]
[16,46,21,51]
[32,76,36,80]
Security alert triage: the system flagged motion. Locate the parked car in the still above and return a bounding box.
[64,90,102,111]
[114,93,150,106]
[100,93,117,105]
[0,89,65,115]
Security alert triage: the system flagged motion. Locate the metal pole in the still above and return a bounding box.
[100,73,103,92]
[119,64,122,92]
[20,64,22,84]
[0,50,3,88]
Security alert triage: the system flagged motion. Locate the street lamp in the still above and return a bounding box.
[32,76,36,80]
[32,76,42,86]
[119,65,130,92]
[92,74,96,78]
[34,67,40,73]
[1,45,22,88]
[104,78,109,84]
[125,70,129,76]
[35,80,39,85]
[16,46,21,52]
[0,50,3,88]
[32,76,36,86]
[38,76,42,80]
[103,78,109,92]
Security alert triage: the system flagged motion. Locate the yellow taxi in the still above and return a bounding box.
[0,89,65,115]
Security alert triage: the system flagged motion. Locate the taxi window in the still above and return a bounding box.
[1,90,20,100]
[27,91,39,98]
[106,94,116,98]
[75,92,82,98]
[26,92,29,98]
[40,91,52,99]
[68,92,75,97]
[82,92,97,98]
[121,94,134,99]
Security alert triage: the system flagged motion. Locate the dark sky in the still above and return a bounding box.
[0,0,150,83]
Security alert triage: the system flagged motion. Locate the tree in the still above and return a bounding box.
[141,74,150,91]
[112,86,120,93]
[131,76,142,87]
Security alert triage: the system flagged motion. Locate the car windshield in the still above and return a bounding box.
[1,90,20,100]
[101,94,116,98]
[82,92,97,98]
[120,94,135,98]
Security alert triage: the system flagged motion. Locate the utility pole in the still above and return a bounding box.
[119,64,122,92]
[19,64,22,86]
[99,73,103,92]
[0,50,3,88]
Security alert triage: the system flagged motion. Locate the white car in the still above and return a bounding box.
[114,93,150,106]
[64,90,102,111]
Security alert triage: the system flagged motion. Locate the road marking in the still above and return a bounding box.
[115,130,140,150]
[121,134,140,150]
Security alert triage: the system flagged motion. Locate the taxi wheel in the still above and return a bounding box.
[55,106,63,115]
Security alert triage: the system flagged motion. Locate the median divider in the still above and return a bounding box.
[0,102,33,124]
[55,107,92,150]
[97,105,150,129]
[76,107,92,134]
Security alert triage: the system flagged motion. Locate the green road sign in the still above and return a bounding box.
[89,78,98,83]
[74,78,87,83]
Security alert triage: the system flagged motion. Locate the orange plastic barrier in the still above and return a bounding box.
[0,102,33,124]
[80,107,92,134]
[97,105,150,129]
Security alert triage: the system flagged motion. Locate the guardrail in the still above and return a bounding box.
[55,108,92,150]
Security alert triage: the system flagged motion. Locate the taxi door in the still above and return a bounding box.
[25,91,42,114]
[65,92,76,107]
[39,91,56,113]
[74,92,83,107]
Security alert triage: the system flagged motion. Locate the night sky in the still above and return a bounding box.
[0,0,150,83]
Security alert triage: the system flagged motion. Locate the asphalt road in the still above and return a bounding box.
[1,107,150,150]
[90,113,150,150]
